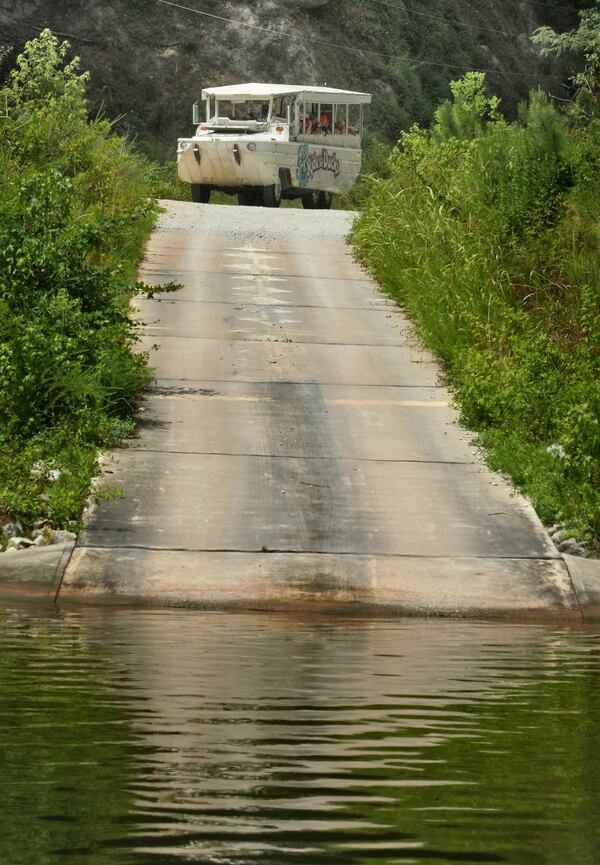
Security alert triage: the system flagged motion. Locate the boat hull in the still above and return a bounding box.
[177,139,362,194]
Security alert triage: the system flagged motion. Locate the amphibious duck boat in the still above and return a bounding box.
[177,83,371,208]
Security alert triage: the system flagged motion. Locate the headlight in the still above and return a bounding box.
[179,141,190,151]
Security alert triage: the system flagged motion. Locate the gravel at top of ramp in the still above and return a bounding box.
[156,200,357,243]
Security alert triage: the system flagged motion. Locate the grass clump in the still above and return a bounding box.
[351,69,600,552]
[0,30,160,535]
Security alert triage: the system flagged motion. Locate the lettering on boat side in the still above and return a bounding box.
[297,144,341,184]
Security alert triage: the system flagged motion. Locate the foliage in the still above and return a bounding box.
[431,72,501,143]
[0,30,160,534]
[352,71,600,550]
[533,1,600,120]
[340,133,393,210]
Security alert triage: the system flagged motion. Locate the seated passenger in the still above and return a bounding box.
[304,115,313,134]
[334,118,346,134]
[311,121,322,136]
[320,114,331,135]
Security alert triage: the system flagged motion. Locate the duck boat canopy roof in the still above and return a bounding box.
[201,83,372,106]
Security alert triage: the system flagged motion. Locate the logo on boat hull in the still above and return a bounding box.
[297,144,341,185]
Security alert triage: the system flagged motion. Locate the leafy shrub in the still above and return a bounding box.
[0,30,159,534]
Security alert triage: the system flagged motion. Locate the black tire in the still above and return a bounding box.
[301,190,320,210]
[317,191,333,210]
[262,183,282,208]
[237,190,253,206]
[191,184,211,203]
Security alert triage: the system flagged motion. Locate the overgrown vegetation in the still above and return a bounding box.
[352,19,600,552]
[0,31,161,536]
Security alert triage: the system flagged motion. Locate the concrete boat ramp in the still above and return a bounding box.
[3,201,600,617]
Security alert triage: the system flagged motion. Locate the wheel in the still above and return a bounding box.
[262,182,282,208]
[301,190,320,209]
[317,191,333,209]
[191,184,211,203]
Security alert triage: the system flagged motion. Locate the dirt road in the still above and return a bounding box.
[61,201,581,616]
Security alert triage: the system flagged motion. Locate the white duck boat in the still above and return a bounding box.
[177,83,371,208]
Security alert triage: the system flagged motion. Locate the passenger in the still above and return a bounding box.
[334,118,346,135]
[311,121,322,136]
[320,114,331,135]
[304,115,313,134]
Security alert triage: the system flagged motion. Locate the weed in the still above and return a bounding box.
[352,71,600,551]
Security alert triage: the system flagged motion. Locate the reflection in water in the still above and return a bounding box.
[0,609,598,864]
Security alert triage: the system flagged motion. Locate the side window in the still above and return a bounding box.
[333,104,347,135]
[301,101,317,135]
[318,104,333,135]
[348,104,362,136]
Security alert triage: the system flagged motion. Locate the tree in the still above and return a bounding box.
[532,3,600,119]
[431,72,501,143]
[6,28,88,115]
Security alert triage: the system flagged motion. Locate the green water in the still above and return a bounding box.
[0,607,598,864]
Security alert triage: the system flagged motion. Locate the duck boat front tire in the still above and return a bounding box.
[263,183,282,208]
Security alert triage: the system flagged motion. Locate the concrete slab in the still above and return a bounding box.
[141,336,439,386]
[61,549,579,619]
[135,298,410,345]
[79,450,558,559]
[131,381,473,463]
[142,233,370,282]
[142,239,367,281]
[139,271,389,310]
[0,542,74,601]
[563,554,600,620]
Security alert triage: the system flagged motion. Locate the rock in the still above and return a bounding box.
[50,530,77,545]
[547,523,563,537]
[7,536,35,550]
[560,539,588,556]
[1,520,23,540]
[557,537,580,553]
[3,546,18,555]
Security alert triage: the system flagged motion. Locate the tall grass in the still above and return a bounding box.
[352,74,600,550]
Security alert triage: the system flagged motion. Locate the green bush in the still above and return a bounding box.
[0,30,159,534]
[352,71,600,550]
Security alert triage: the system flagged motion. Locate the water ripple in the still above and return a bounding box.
[0,609,599,864]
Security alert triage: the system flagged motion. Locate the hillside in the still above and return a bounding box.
[0,0,584,155]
